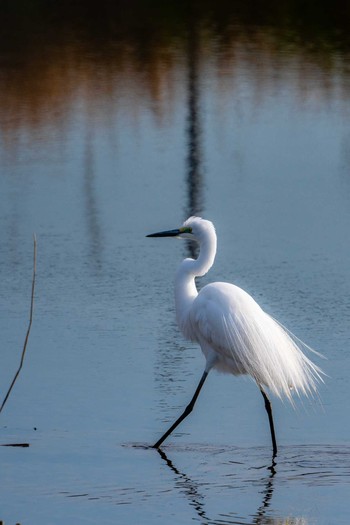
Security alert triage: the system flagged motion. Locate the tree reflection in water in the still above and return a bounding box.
[1,1,350,149]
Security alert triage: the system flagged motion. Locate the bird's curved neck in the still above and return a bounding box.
[188,234,217,278]
[175,233,217,334]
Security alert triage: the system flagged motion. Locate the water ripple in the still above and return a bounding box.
[59,443,350,525]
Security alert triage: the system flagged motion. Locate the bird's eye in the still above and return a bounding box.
[179,227,192,234]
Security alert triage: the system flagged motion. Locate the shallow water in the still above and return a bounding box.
[2,438,350,524]
[1,2,350,524]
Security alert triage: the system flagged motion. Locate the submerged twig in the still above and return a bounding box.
[0,235,37,414]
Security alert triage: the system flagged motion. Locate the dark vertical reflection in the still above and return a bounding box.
[185,6,203,259]
[252,460,277,525]
[186,13,203,219]
[157,448,209,522]
[156,448,293,525]
[83,123,103,272]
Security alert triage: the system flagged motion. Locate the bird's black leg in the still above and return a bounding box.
[153,370,209,449]
[259,386,278,457]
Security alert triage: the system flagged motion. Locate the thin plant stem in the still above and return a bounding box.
[0,235,37,414]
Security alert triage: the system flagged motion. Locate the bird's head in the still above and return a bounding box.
[146,216,215,243]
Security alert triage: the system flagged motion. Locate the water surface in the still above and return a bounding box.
[0,2,350,524]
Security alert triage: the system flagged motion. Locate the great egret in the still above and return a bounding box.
[147,217,323,456]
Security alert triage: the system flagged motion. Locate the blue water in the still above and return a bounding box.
[0,5,350,524]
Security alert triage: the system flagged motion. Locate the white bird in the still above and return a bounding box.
[147,217,323,456]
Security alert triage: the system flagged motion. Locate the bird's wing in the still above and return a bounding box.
[190,282,323,400]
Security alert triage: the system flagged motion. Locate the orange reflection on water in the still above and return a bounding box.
[0,16,350,150]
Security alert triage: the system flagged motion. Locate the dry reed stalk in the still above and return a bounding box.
[0,235,37,414]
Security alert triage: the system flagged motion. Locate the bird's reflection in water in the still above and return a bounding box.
[157,448,307,525]
[157,447,209,522]
[252,459,276,525]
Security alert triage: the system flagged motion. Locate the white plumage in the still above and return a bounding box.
[188,281,321,400]
[147,216,323,455]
